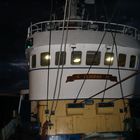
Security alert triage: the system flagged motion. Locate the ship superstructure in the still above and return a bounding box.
[25,0,140,139]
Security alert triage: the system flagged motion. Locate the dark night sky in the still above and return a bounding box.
[0,0,140,94]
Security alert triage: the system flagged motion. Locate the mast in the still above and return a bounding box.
[69,0,80,19]
[69,0,96,20]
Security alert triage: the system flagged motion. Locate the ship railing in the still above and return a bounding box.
[27,20,140,40]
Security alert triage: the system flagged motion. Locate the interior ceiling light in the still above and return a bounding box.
[74,58,81,63]
[106,56,114,62]
[45,55,51,60]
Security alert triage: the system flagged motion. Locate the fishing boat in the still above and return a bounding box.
[25,0,140,139]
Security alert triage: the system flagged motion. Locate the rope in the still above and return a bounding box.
[102,35,116,102]
[73,31,107,103]
[46,0,54,114]
[49,0,69,122]
[109,93,135,102]
[111,32,126,108]
[102,0,128,124]
[53,0,72,113]
[73,0,121,103]
[80,71,140,103]
[42,0,54,136]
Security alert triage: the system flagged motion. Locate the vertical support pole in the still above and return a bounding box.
[18,95,24,115]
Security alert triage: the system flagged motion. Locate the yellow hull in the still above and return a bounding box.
[31,99,130,136]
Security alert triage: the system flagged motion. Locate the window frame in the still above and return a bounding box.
[71,51,82,65]
[118,53,126,67]
[104,52,114,66]
[129,55,136,68]
[31,54,36,68]
[86,51,101,65]
[40,52,51,66]
[55,51,66,65]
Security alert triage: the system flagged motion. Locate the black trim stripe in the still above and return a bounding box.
[30,98,130,102]
[29,66,138,72]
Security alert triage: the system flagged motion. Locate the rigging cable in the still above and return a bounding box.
[79,70,140,103]
[102,35,116,102]
[101,0,126,107]
[102,0,128,120]
[111,32,126,108]
[102,0,121,24]
[53,0,72,113]
[46,0,54,115]
[73,0,121,103]
[41,0,54,136]
[109,93,139,103]
[73,31,107,103]
[49,0,69,122]
[111,31,129,123]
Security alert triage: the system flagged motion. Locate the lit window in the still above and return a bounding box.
[55,51,66,65]
[71,51,82,65]
[104,52,114,65]
[118,54,126,67]
[129,55,136,68]
[41,52,50,66]
[86,51,101,65]
[32,55,36,68]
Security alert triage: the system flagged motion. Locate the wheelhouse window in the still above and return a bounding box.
[55,51,66,65]
[104,52,114,65]
[129,55,136,68]
[71,51,82,65]
[41,52,50,66]
[32,55,36,68]
[86,51,101,65]
[118,54,126,67]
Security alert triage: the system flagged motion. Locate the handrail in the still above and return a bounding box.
[27,20,140,40]
[1,119,18,140]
